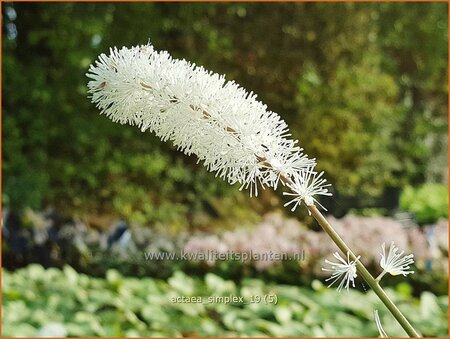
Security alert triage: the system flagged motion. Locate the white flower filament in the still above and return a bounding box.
[322,251,360,293]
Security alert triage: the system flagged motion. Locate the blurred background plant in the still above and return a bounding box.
[400,184,449,225]
[2,1,448,337]
[3,265,448,337]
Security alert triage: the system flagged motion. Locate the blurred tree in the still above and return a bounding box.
[2,2,447,226]
[376,3,448,185]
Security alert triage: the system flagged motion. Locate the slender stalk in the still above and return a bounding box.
[192,111,420,337]
[307,204,421,338]
[376,270,388,282]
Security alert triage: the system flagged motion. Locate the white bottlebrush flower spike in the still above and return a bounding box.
[374,310,389,338]
[322,251,360,293]
[283,167,332,211]
[378,241,414,278]
[87,42,328,206]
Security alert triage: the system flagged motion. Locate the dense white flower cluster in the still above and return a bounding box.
[87,43,331,205]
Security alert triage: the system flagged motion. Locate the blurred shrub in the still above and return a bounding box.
[295,54,402,208]
[400,184,449,224]
[348,208,387,217]
[2,265,448,337]
[4,209,447,295]
[2,2,258,230]
[2,2,448,222]
[183,213,448,293]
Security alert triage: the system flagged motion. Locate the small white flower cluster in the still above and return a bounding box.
[322,242,414,293]
[87,43,331,207]
[283,169,331,211]
[379,241,414,278]
[322,251,360,293]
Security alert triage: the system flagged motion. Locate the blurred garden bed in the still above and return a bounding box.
[2,265,448,337]
[3,208,448,296]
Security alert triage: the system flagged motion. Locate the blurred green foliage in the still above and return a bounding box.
[2,2,448,225]
[400,184,449,224]
[2,265,448,337]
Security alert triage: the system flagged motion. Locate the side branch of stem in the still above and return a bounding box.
[307,204,421,338]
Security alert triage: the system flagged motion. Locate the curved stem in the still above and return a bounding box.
[307,204,421,338]
[213,119,420,337]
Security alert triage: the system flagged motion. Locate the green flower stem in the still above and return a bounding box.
[376,270,388,282]
[307,204,421,338]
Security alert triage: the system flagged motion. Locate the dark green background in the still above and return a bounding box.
[3,2,448,229]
